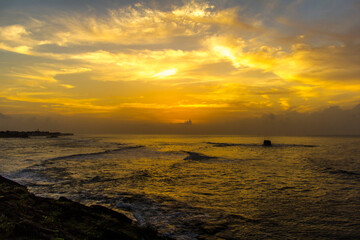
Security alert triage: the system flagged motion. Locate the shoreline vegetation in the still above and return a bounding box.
[0,131,74,138]
[0,175,168,240]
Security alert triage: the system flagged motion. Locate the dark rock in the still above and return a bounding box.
[58,196,73,202]
[0,130,73,138]
[0,175,169,240]
[263,140,272,146]
[91,205,132,224]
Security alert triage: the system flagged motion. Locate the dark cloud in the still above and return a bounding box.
[233,104,360,136]
[1,104,359,136]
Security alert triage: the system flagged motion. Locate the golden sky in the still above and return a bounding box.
[1,0,360,132]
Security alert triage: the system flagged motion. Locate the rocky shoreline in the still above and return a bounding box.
[0,175,168,240]
[0,130,73,138]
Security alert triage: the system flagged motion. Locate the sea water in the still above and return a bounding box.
[0,135,359,239]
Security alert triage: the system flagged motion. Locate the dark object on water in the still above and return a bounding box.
[263,140,272,146]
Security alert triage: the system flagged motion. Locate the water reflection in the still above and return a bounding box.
[1,135,360,239]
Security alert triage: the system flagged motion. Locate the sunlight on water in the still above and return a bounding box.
[1,135,360,239]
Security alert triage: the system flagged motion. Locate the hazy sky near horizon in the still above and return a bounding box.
[1,0,360,133]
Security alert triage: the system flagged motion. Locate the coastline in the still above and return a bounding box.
[0,175,168,240]
[0,130,73,138]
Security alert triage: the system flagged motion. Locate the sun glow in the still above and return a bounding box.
[0,0,359,128]
[152,68,178,78]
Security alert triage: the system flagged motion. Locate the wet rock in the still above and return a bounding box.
[0,175,169,240]
[263,140,272,146]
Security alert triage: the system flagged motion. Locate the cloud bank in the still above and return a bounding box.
[0,0,360,134]
[1,105,359,135]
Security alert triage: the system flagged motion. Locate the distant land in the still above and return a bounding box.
[0,130,73,138]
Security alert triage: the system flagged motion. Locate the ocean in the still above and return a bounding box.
[0,135,359,239]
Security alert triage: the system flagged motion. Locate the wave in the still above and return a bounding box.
[114,192,262,239]
[276,144,317,147]
[206,142,317,148]
[10,165,72,187]
[45,145,144,161]
[82,175,115,184]
[120,170,152,183]
[324,167,360,179]
[183,151,218,161]
[79,170,154,185]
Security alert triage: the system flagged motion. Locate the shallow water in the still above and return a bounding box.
[1,135,359,239]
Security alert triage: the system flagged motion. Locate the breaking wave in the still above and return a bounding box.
[115,193,262,239]
[46,145,144,161]
[323,167,360,179]
[183,151,218,161]
[206,142,317,148]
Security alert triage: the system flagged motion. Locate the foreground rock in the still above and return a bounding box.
[0,175,168,240]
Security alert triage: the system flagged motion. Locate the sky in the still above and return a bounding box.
[1,0,360,134]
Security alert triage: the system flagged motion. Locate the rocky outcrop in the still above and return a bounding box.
[0,175,168,240]
[263,140,272,146]
[0,131,73,138]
